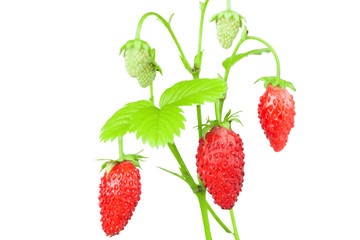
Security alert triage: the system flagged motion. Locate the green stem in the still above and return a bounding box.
[195,0,210,71]
[215,100,222,122]
[118,137,125,160]
[246,36,281,82]
[230,209,240,240]
[227,0,231,10]
[224,37,247,83]
[167,142,198,191]
[135,12,192,74]
[196,105,203,139]
[198,192,212,240]
[207,202,233,234]
[168,142,212,240]
[149,82,154,103]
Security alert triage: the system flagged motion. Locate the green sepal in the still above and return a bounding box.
[200,110,242,137]
[222,48,271,69]
[124,151,147,169]
[210,10,246,27]
[97,151,146,174]
[150,49,163,75]
[255,76,296,91]
[119,39,152,56]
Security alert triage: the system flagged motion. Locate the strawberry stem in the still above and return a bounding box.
[207,202,233,234]
[149,82,154,103]
[135,12,192,75]
[196,105,203,139]
[227,0,231,11]
[118,137,125,160]
[246,36,281,83]
[197,192,213,240]
[230,209,240,240]
[167,142,198,191]
[194,0,210,74]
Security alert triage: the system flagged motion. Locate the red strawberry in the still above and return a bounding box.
[258,81,296,152]
[196,126,245,210]
[99,161,141,237]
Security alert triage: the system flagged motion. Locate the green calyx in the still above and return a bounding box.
[120,39,152,57]
[97,152,146,174]
[210,10,246,27]
[200,110,242,137]
[255,76,296,91]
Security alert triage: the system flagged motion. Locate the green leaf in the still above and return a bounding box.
[159,78,227,107]
[100,100,154,142]
[222,48,271,69]
[130,105,186,148]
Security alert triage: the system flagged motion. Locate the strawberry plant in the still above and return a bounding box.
[97,0,296,239]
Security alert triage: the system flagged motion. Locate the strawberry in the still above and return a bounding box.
[257,77,296,152]
[210,10,245,49]
[120,39,162,88]
[98,160,141,237]
[120,40,152,78]
[196,125,245,210]
[136,62,156,88]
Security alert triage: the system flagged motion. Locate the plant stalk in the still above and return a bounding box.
[246,35,281,82]
[197,192,212,240]
[227,0,231,11]
[149,82,154,103]
[230,209,240,240]
[118,137,125,160]
[167,142,198,191]
[135,12,192,74]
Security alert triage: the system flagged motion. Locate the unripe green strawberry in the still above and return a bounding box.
[124,48,152,77]
[210,10,245,49]
[136,62,157,88]
[120,39,162,88]
[99,161,141,237]
[120,40,152,78]
[196,126,245,210]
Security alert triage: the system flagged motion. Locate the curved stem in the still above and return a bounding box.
[224,36,247,82]
[230,209,240,240]
[135,12,191,73]
[246,36,281,81]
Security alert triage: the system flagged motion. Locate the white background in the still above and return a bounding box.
[1,0,359,239]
